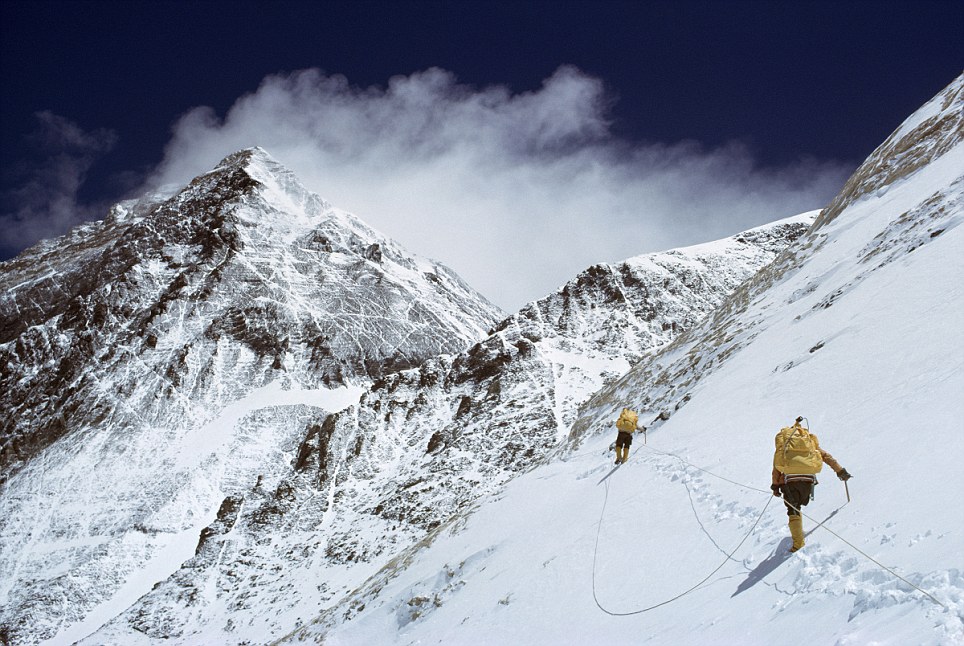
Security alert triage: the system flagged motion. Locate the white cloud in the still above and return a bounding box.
[149,66,850,312]
[1,111,117,258]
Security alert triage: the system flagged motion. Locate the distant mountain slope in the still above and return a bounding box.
[80,213,813,643]
[0,149,502,645]
[572,74,963,438]
[275,74,964,646]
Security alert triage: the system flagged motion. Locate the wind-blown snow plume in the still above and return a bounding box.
[145,66,850,310]
[0,112,117,258]
[275,74,964,646]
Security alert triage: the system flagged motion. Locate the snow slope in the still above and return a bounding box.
[76,213,812,644]
[278,75,964,645]
[1,144,807,645]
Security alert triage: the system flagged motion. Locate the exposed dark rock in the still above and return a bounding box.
[364,243,383,263]
[455,395,473,419]
[196,494,244,556]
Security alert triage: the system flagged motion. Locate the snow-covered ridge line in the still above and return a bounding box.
[76,212,814,643]
[620,210,819,264]
[571,76,964,443]
[815,73,963,229]
[276,72,964,646]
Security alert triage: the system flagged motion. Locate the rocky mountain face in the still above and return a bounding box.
[0,149,503,644]
[75,213,813,643]
[0,148,503,476]
[0,148,502,481]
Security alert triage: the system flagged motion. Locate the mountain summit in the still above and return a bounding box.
[0,149,502,643]
[0,148,502,479]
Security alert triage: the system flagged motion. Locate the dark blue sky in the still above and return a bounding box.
[1,0,962,263]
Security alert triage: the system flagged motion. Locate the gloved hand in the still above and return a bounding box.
[771,484,782,497]
[837,468,852,481]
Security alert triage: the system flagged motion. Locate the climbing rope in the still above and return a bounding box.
[591,467,773,616]
[636,438,948,609]
[591,440,949,612]
[778,496,947,609]
[637,442,771,495]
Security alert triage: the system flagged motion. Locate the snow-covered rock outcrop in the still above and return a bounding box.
[0,149,503,644]
[78,213,812,642]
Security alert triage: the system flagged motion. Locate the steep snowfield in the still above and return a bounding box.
[278,77,964,644]
[74,214,812,644]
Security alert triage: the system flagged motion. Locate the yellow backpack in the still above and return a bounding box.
[774,424,823,474]
[616,408,638,432]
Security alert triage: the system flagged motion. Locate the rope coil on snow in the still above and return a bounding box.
[591,442,949,613]
[591,466,773,616]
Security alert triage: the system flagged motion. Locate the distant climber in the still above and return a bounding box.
[613,408,645,465]
[771,416,852,552]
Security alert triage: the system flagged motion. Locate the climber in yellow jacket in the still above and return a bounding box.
[613,408,645,465]
[771,417,852,552]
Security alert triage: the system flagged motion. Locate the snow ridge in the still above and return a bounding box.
[76,214,812,642]
[270,74,962,646]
